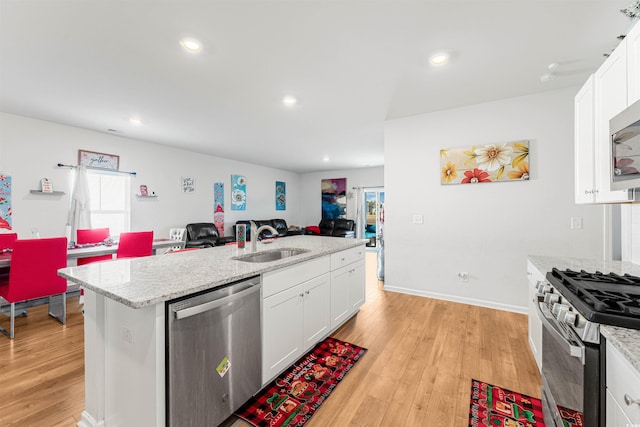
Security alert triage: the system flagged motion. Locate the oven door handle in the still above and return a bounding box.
[536,300,585,364]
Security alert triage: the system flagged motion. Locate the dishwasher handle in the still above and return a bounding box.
[173,279,260,320]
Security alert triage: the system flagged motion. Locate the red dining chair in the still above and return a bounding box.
[76,228,112,265]
[116,231,154,259]
[0,232,18,251]
[0,237,68,339]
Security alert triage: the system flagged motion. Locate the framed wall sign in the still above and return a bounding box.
[78,150,120,171]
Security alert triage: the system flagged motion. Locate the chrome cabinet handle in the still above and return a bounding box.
[305,290,310,295]
[624,394,640,406]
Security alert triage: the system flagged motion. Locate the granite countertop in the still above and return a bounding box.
[528,255,640,374]
[59,236,366,309]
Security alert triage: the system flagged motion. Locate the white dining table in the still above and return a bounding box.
[0,238,182,269]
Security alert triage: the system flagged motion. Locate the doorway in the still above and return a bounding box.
[363,188,384,249]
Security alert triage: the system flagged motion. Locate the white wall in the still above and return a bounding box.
[0,112,302,239]
[622,204,640,263]
[297,166,384,227]
[384,87,604,313]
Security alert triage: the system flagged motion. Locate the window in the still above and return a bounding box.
[87,170,130,236]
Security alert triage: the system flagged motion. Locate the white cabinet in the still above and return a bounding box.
[261,244,365,385]
[575,20,640,204]
[627,21,640,105]
[606,342,640,426]
[262,256,331,385]
[575,75,597,204]
[330,246,366,330]
[526,260,544,371]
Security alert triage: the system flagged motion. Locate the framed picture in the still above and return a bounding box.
[182,176,195,193]
[275,181,286,210]
[78,149,120,170]
[139,185,148,196]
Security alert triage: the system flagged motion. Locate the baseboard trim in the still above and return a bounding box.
[77,411,105,427]
[383,285,527,314]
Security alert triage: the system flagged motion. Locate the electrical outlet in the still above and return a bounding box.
[571,217,583,229]
[412,214,423,224]
[120,326,134,344]
[458,272,469,282]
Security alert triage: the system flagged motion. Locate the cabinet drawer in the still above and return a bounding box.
[606,343,640,423]
[262,256,330,298]
[330,245,365,270]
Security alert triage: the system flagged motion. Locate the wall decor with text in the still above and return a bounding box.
[182,176,195,193]
[440,140,529,185]
[78,149,120,171]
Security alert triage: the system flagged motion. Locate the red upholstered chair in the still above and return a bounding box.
[116,231,154,259]
[0,237,68,339]
[0,233,18,251]
[77,228,112,265]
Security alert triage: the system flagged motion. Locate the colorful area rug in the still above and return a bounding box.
[468,379,584,427]
[235,337,367,427]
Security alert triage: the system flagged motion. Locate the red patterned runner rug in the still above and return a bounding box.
[468,379,584,427]
[235,337,367,427]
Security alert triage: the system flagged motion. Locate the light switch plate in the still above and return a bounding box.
[412,214,423,224]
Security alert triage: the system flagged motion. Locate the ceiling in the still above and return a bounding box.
[0,0,634,173]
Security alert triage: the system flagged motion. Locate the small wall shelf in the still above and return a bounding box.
[30,190,65,195]
[135,194,158,199]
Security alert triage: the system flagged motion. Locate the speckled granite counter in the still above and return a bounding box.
[528,255,640,374]
[59,235,365,309]
[601,325,640,372]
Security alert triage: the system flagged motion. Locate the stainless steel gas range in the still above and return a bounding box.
[535,268,640,426]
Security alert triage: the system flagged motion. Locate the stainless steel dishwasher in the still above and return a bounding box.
[166,276,261,427]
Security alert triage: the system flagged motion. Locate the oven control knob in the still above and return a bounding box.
[563,311,578,326]
[544,293,560,305]
[541,285,552,294]
[552,303,569,317]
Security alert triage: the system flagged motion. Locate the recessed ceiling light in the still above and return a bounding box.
[539,73,555,83]
[323,155,330,162]
[282,96,297,106]
[180,37,202,53]
[430,52,449,66]
[129,117,142,126]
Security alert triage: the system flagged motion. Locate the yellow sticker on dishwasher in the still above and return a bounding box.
[216,356,231,378]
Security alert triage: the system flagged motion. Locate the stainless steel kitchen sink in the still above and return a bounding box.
[232,248,310,263]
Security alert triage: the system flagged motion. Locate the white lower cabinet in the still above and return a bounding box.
[261,245,366,385]
[526,260,543,371]
[606,342,640,426]
[262,271,330,385]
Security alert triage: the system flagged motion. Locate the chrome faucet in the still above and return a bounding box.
[249,221,278,252]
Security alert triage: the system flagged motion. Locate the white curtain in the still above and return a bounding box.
[67,165,92,244]
[354,187,365,239]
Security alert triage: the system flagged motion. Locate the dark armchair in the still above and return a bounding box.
[185,223,234,248]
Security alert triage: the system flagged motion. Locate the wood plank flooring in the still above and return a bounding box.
[0,252,540,426]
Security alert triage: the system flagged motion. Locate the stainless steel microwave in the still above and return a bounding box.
[611,98,640,191]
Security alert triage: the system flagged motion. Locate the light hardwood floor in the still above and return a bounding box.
[0,252,540,426]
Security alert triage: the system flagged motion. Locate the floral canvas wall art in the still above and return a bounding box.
[214,182,224,236]
[0,175,12,230]
[231,174,246,210]
[275,181,286,211]
[440,140,529,185]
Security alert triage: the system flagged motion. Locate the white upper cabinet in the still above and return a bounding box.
[628,21,640,105]
[575,75,596,203]
[575,21,640,204]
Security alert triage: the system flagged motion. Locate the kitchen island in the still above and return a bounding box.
[59,235,366,427]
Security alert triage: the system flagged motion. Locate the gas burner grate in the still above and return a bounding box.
[547,268,640,329]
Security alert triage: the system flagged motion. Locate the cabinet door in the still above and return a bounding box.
[606,391,633,427]
[628,22,640,105]
[347,259,366,313]
[594,41,631,203]
[303,273,331,351]
[262,285,304,385]
[526,264,543,371]
[330,266,350,330]
[575,75,596,204]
